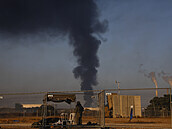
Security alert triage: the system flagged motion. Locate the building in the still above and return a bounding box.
[22,104,41,108]
[107,94,141,118]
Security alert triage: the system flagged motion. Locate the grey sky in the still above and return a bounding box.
[0,0,172,93]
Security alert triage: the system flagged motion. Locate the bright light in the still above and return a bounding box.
[106,93,112,96]
[0,96,3,99]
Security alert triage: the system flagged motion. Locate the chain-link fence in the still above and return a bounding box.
[0,90,103,129]
[41,90,102,128]
[0,88,171,129]
[104,88,171,129]
[0,92,43,129]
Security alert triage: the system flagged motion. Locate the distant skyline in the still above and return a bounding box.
[0,0,172,94]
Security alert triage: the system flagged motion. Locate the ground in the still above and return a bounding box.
[0,117,171,129]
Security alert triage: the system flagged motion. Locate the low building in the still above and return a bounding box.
[22,104,41,108]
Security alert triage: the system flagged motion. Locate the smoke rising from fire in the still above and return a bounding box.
[0,0,108,106]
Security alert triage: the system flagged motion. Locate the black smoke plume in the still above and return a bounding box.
[0,0,108,106]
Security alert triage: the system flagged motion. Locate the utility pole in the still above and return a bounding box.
[0,96,3,129]
[170,87,172,129]
[54,103,55,116]
[115,80,120,94]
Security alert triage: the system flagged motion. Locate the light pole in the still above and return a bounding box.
[0,96,2,128]
[115,80,120,94]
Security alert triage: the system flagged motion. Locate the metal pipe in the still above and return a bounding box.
[0,88,170,96]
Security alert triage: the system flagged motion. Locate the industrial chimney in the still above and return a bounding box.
[149,72,158,97]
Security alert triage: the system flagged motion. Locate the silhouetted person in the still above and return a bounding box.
[129,105,133,122]
[75,101,84,125]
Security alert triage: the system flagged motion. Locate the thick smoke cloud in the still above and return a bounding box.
[0,0,108,106]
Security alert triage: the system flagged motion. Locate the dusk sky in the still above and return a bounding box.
[0,0,172,94]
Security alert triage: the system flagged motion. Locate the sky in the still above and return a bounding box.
[0,0,172,94]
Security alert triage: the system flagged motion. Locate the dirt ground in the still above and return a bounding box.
[0,117,171,129]
[105,117,171,124]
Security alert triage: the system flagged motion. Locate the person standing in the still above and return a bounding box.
[75,101,84,125]
[129,105,133,122]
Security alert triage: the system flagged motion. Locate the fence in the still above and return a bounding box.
[104,88,171,129]
[0,88,171,129]
[0,90,103,128]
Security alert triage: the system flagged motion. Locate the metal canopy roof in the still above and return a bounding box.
[45,94,76,104]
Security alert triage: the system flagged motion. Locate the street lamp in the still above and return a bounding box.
[115,80,120,94]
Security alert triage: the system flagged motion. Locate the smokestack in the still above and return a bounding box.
[162,76,172,88]
[162,76,172,95]
[149,72,158,97]
[169,80,172,87]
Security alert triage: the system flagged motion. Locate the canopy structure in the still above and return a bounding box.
[45,94,76,104]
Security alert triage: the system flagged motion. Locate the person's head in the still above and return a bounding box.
[77,101,81,105]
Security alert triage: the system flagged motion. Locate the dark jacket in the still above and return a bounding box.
[75,103,84,116]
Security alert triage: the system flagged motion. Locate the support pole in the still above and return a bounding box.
[170,88,172,129]
[42,93,47,129]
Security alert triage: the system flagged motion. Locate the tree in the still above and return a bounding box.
[145,94,171,117]
[15,103,23,111]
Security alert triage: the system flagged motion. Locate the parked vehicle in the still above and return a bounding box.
[31,117,60,128]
